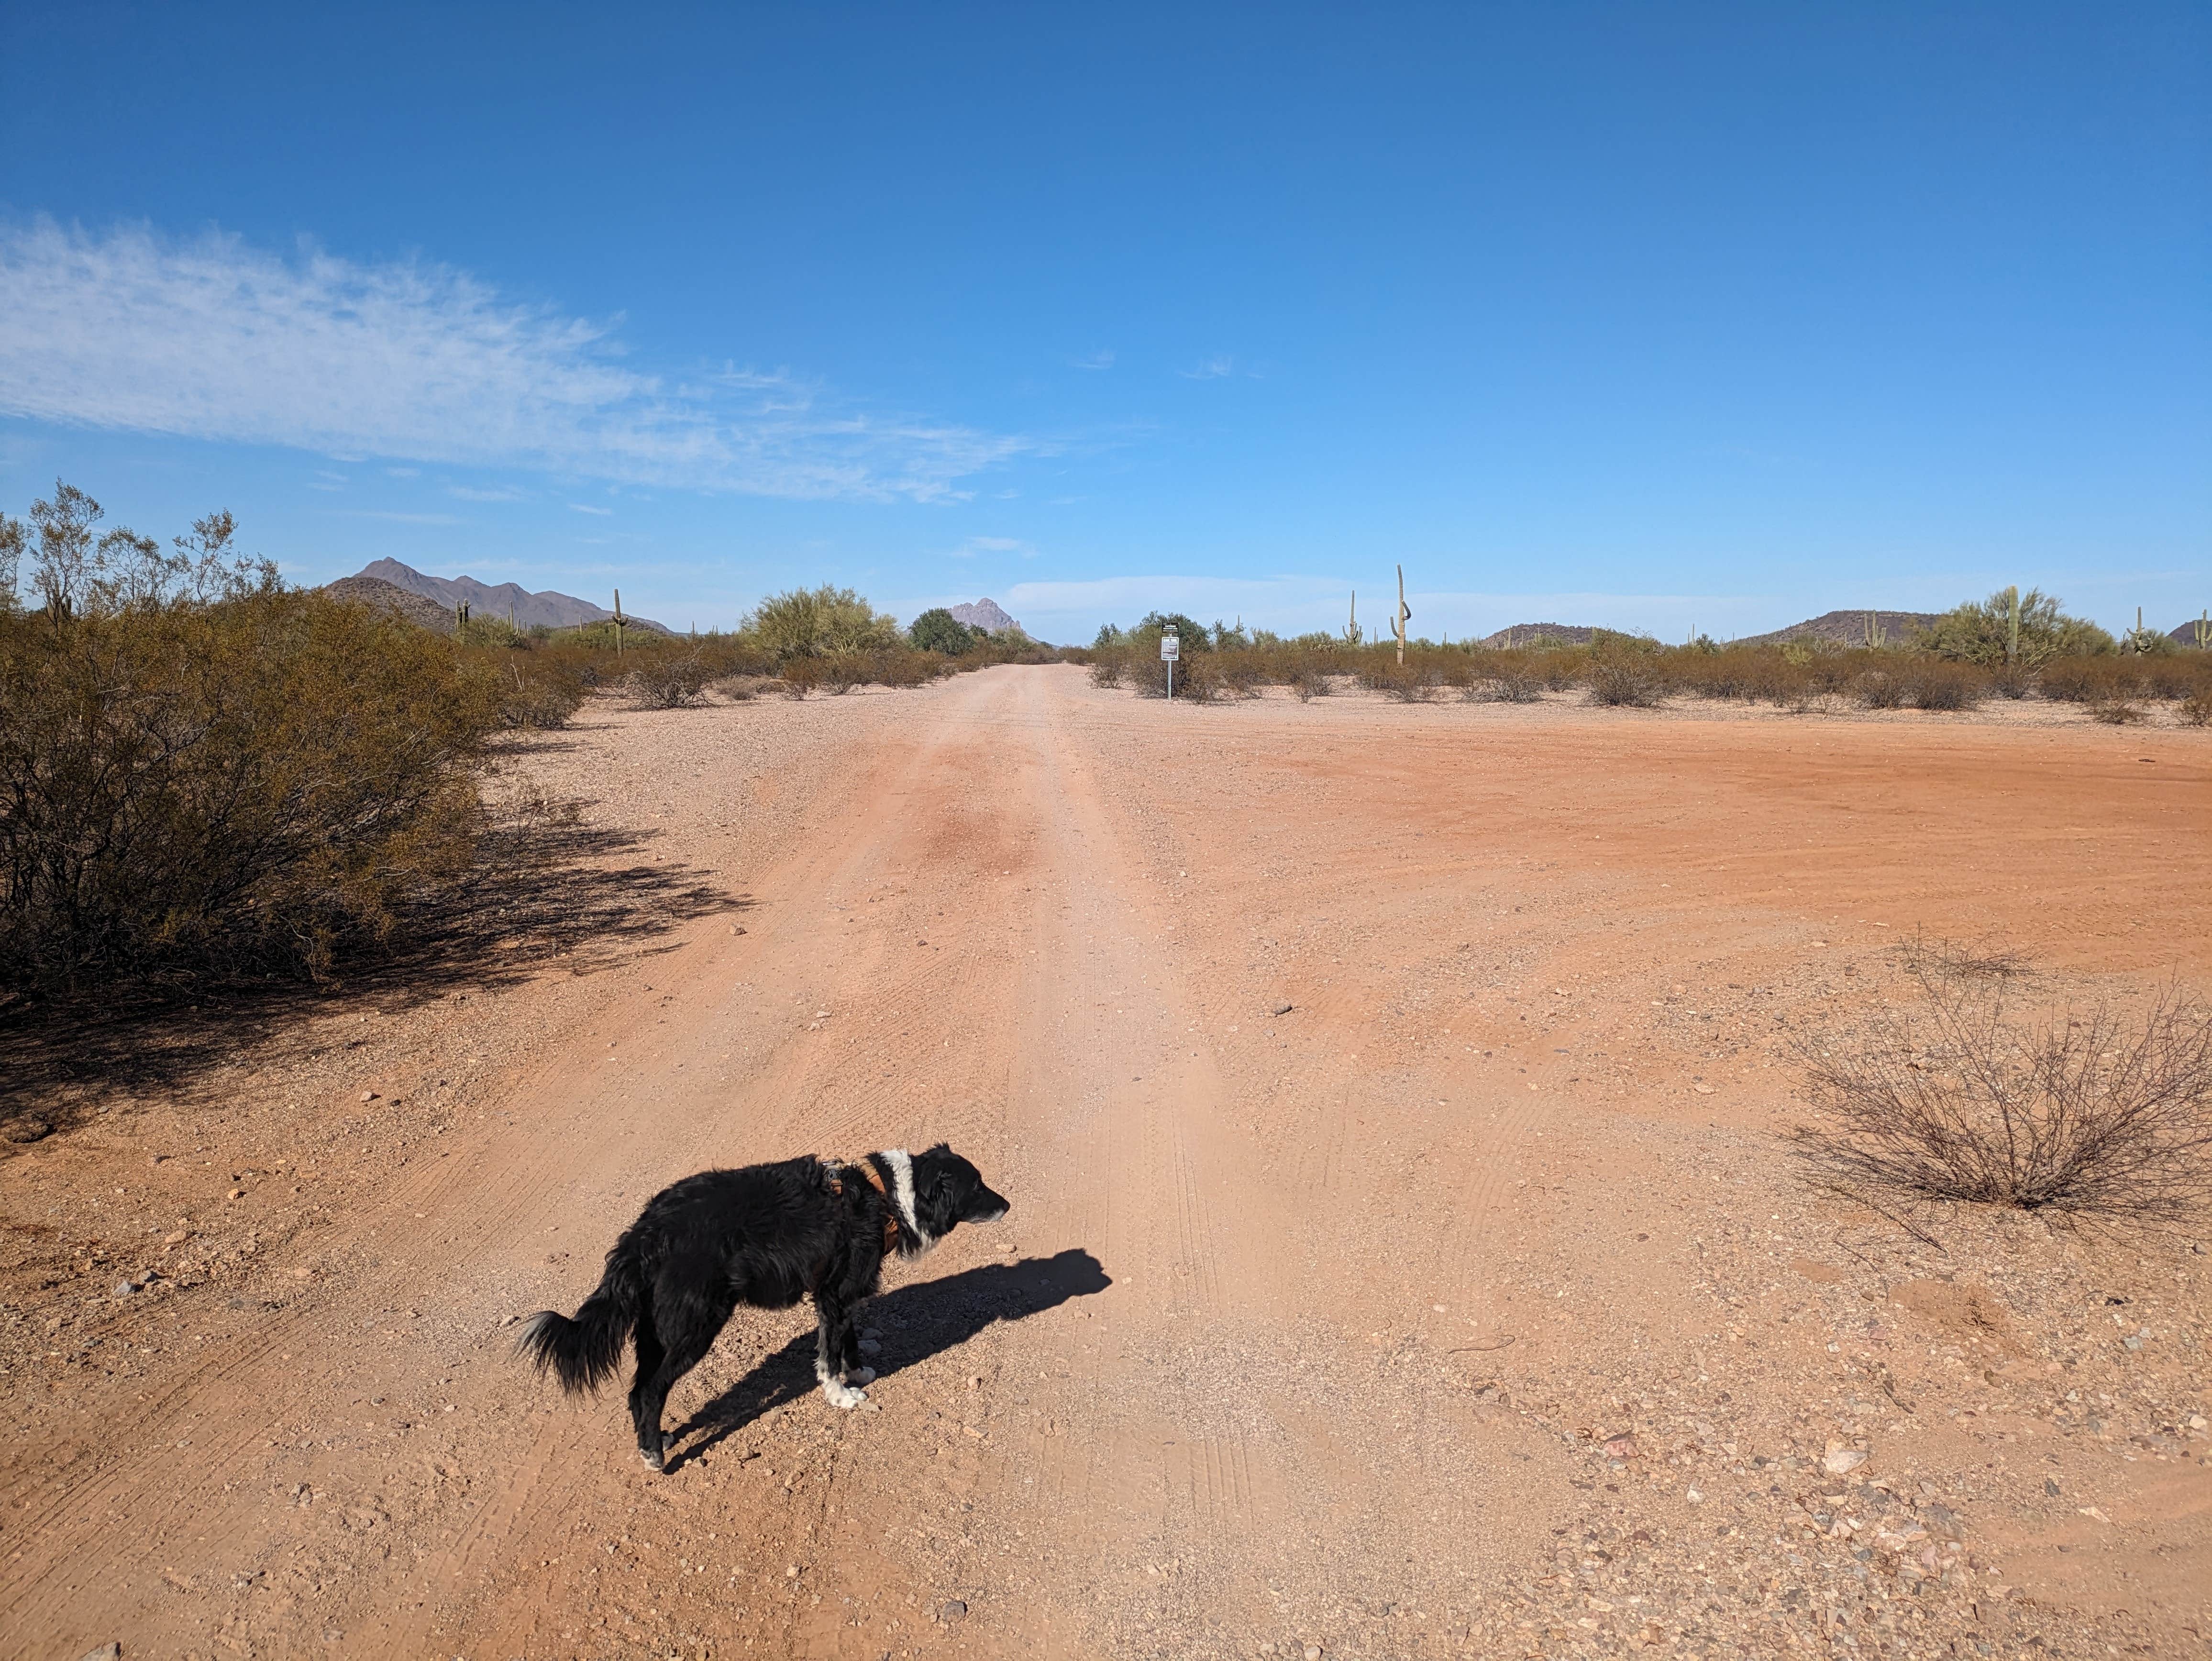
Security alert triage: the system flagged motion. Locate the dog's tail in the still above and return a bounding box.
[517,1234,644,1394]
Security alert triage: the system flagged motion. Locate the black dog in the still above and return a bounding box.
[520,1145,1008,1470]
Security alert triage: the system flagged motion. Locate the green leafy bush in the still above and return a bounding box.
[1916,589,2113,667]
[908,608,977,655]
[746,585,902,661]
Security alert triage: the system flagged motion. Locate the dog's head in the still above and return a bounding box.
[907,1143,1009,1245]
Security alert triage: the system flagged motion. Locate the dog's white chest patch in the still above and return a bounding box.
[879,1148,932,1250]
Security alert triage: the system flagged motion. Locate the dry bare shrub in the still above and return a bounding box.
[1089,653,1127,689]
[1358,658,1436,702]
[1585,655,1663,707]
[2088,698,2145,726]
[817,653,866,694]
[2038,656,2134,704]
[1471,670,1542,703]
[625,650,715,709]
[1897,930,2031,985]
[1794,979,2212,1221]
[1901,659,1983,711]
[2182,686,2212,727]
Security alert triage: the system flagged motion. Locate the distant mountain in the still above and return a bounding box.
[1731,609,1940,648]
[1471,621,1599,648]
[322,575,458,633]
[950,598,1019,635]
[345,558,670,633]
[2170,619,2210,648]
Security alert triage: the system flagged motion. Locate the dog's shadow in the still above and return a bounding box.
[666,1248,1110,1471]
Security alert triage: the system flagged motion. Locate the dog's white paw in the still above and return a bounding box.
[847,1365,876,1385]
[857,1337,881,1356]
[822,1379,869,1410]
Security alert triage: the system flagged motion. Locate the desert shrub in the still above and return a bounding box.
[626,650,715,709]
[692,635,777,680]
[1901,658,1983,711]
[1857,667,1907,709]
[0,552,500,993]
[1585,654,1664,707]
[1534,649,1585,691]
[1793,979,2212,1220]
[1475,670,1543,703]
[817,653,866,694]
[2182,687,2212,727]
[2038,656,2136,704]
[1430,653,1477,692]
[2138,653,2209,700]
[492,656,586,728]
[1292,664,1334,701]
[908,608,977,655]
[866,646,949,688]
[2089,698,2146,726]
[1089,653,1127,689]
[1173,654,1243,702]
[1357,656,1436,702]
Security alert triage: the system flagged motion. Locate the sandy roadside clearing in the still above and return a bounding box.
[4,663,2208,1661]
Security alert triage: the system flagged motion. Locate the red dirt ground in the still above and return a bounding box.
[4,665,2208,1660]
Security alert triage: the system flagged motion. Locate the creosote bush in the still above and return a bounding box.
[1585,654,1664,708]
[1793,974,2212,1221]
[626,650,717,709]
[1076,610,2212,717]
[1,485,503,995]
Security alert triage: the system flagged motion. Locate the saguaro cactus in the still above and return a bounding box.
[1394,564,1411,665]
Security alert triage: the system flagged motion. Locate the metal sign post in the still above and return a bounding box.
[1160,630,1178,699]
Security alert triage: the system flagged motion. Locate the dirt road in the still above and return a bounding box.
[5,666,2209,1659]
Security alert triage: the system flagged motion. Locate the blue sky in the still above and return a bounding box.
[2,2,2205,642]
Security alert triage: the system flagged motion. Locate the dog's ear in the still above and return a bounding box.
[912,1144,949,1197]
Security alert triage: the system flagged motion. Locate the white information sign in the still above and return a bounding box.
[1159,633,1179,661]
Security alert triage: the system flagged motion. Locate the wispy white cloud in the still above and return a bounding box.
[0,218,1036,504]
[448,484,527,501]
[1072,349,1114,370]
[347,509,465,525]
[568,502,613,516]
[1180,354,1234,379]
[949,535,1035,560]
[385,465,419,477]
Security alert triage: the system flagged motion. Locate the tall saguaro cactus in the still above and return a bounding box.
[2006,586,2020,666]
[1394,564,1411,665]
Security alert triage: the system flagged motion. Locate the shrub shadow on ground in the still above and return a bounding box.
[667,1249,1112,1471]
[0,796,743,1139]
